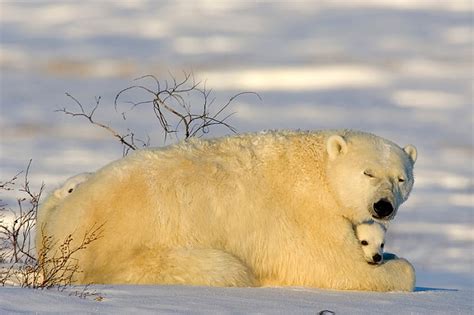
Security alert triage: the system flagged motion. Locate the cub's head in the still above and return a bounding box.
[53,172,92,199]
[355,221,386,265]
[325,132,417,224]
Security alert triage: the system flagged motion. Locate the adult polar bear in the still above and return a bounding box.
[37,130,417,291]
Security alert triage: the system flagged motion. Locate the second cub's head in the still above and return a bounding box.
[355,221,386,265]
[53,172,92,199]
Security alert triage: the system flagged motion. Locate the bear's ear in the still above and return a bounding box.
[53,189,62,199]
[403,144,417,164]
[327,135,347,160]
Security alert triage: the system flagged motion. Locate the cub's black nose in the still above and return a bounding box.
[373,254,382,263]
[373,199,393,218]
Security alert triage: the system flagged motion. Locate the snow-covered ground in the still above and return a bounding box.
[0,0,472,313]
[0,285,472,314]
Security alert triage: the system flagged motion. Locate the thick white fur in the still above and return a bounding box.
[37,130,417,291]
[53,172,92,199]
[356,221,386,264]
[36,172,92,249]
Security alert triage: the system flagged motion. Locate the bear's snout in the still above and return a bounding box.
[373,199,394,219]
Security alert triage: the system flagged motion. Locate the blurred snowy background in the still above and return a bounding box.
[0,0,472,291]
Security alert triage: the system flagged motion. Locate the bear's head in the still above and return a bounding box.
[325,132,417,224]
[53,172,92,199]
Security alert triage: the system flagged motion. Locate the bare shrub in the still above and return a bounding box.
[58,71,260,155]
[0,162,103,293]
[0,160,42,266]
[31,223,103,290]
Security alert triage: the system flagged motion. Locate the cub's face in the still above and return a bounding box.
[356,221,386,264]
[325,134,417,224]
[53,172,92,199]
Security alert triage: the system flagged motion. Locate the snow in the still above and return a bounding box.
[0,285,472,314]
[0,0,472,313]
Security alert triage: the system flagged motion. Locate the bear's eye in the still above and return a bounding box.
[361,240,368,246]
[381,243,384,249]
[398,177,405,183]
[68,188,74,193]
[363,170,375,178]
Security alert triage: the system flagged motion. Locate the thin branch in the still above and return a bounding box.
[114,71,261,142]
[57,94,138,153]
[60,71,261,153]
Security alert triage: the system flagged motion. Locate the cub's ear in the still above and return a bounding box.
[327,135,347,160]
[403,144,417,164]
[53,189,62,199]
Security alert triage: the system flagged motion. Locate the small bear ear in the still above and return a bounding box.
[327,135,347,160]
[53,189,62,199]
[403,144,417,164]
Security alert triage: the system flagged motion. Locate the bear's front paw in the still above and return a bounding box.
[383,252,398,261]
[385,258,415,291]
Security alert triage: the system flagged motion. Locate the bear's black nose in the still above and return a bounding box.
[373,199,393,218]
[372,254,382,263]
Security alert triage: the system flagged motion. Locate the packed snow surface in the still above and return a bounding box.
[0,286,472,314]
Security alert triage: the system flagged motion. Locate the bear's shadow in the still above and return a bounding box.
[383,254,458,292]
[414,287,458,292]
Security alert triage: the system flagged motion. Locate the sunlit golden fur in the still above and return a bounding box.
[36,172,92,245]
[37,130,417,291]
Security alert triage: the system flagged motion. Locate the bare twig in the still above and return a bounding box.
[0,173,19,191]
[56,94,138,154]
[69,284,104,301]
[114,71,261,142]
[0,160,43,265]
[34,223,104,290]
[59,71,260,155]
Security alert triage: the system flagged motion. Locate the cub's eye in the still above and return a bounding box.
[361,240,368,246]
[398,177,405,183]
[381,243,385,249]
[363,170,375,178]
[68,188,74,193]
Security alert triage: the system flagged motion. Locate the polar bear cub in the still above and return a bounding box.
[355,221,386,265]
[53,172,92,199]
[36,172,93,259]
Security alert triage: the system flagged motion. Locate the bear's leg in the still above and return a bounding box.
[376,258,416,291]
[160,248,257,287]
[334,258,415,292]
[98,247,257,287]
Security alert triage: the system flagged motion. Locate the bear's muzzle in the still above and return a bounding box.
[372,198,394,219]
